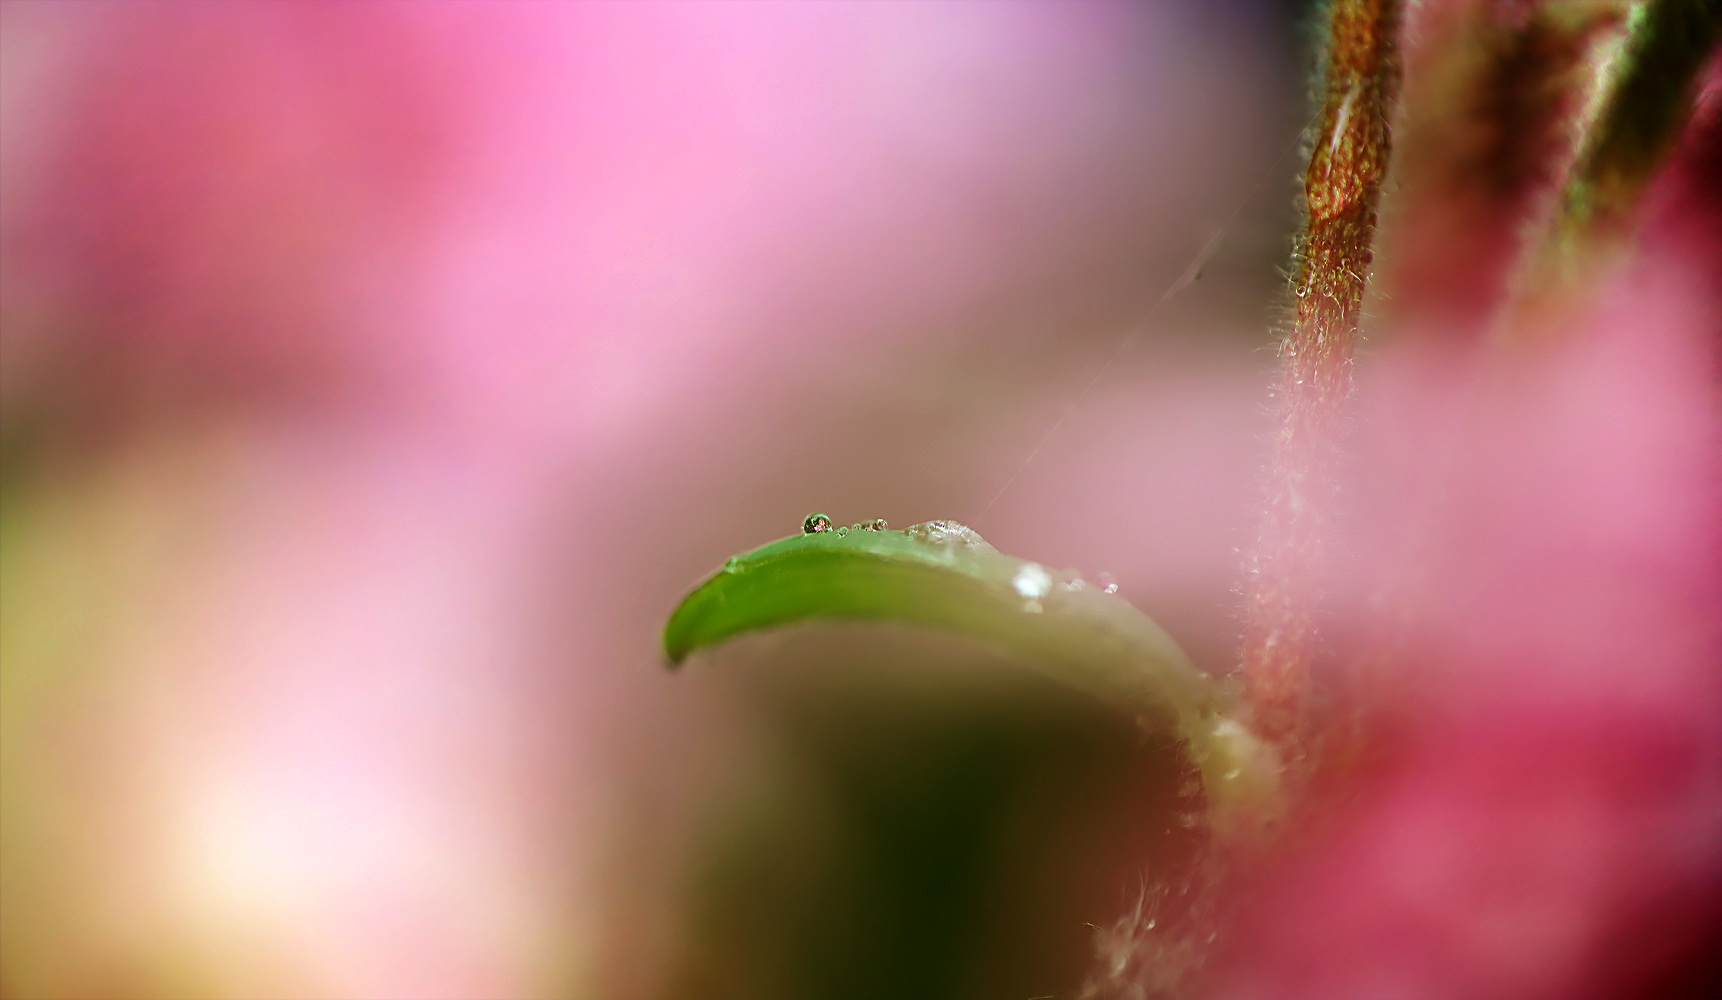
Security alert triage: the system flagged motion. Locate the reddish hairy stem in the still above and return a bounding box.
[1240,0,1402,755]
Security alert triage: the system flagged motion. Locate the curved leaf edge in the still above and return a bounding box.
[663,527,1284,829]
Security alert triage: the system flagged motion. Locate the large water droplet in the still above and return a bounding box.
[802,512,833,535]
[905,519,993,551]
[1013,562,1051,613]
[1013,563,1050,598]
[861,518,888,532]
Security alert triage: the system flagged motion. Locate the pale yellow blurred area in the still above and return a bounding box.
[2,427,596,998]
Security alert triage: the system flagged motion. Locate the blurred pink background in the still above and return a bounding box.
[1,2,1296,997]
[8,2,1718,998]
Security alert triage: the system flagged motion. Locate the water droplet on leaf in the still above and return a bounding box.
[1096,571,1119,594]
[905,519,993,551]
[802,512,833,535]
[1013,562,1051,613]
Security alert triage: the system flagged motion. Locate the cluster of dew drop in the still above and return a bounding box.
[801,512,888,538]
[1009,562,1119,612]
[802,512,991,548]
[800,512,1118,613]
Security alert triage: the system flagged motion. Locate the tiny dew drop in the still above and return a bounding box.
[1096,571,1119,594]
[861,518,888,531]
[723,556,743,573]
[834,525,850,537]
[802,512,833,535]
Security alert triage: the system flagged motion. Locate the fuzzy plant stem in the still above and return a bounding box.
[1240,0,1402,758]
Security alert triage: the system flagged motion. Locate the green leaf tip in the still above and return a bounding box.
[665,519,1214,730]
[663,517,1284,831]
